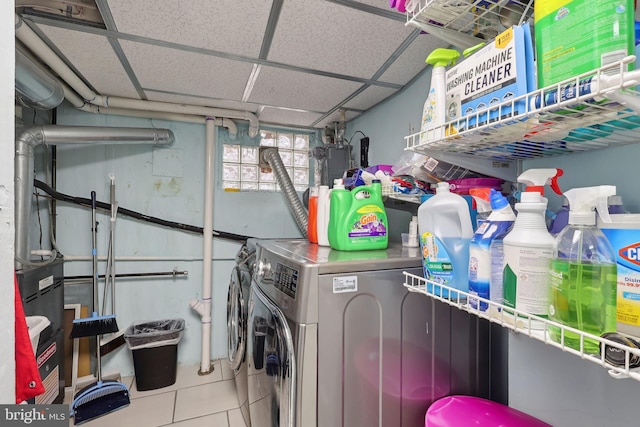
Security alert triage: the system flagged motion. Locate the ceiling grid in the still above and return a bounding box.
[17,0,451,129]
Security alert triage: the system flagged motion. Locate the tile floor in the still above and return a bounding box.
[64,359,247,427]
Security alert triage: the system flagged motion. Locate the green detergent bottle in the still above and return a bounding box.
[328,179,388,251]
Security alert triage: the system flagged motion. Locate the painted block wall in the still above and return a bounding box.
[52,102,304,376]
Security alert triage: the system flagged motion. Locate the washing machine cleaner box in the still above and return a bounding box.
[469,191,515,311]
[599,214,640,339]
[534,0,635,88]
[445,23,535,131]
[418,182,474,299]
[327,181,388,251]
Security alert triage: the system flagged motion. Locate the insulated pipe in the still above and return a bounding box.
[78,103,239,139]
[261,147,308,237]
[15,125,174,270]
[15,47,64,109]
[15,14,259,137]
[197,117,215,374]
[59,82,239,139]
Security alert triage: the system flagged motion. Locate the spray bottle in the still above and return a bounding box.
[419,48,460,144]
[469,187,492,230]
[549,185,617,353]
[418,181,473,299]
[469,189,516,311]
[502,168,563,327]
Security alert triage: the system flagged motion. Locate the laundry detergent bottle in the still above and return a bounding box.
[418,181,473,299]
[549,185,618,353]
[327,179,388,251]
[419,48,460,144]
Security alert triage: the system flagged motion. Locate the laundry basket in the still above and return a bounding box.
[124,318,185,391]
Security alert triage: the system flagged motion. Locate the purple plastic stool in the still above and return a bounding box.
[425,395,552,427]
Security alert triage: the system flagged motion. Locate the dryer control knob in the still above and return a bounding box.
[258,260,271,279]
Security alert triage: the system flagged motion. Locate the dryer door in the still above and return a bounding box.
[227,266,246,371]
[247,285,296,427]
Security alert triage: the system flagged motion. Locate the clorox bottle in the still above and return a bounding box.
[327,180,388,251]
[418,181,474,299]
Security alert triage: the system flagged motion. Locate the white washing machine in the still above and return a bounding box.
[227,241,257,427]
[246,239,501,427]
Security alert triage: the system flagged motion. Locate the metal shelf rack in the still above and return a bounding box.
[405,0,534,49]
[404,54,640,160]
[403,271,640,382]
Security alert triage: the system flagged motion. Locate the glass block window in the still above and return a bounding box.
[223,130,310,192]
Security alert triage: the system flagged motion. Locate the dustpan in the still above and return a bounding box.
[71,380,130,425]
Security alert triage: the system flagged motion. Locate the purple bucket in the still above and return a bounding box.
[425,396,552,427]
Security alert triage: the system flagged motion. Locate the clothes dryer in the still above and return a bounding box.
[227,240,257,427]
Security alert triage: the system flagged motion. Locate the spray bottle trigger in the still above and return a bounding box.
[549,168,564,195]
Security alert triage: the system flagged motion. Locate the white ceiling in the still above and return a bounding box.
[16,0,450,130]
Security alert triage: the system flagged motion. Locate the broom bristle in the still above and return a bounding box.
[70,313,119,339]
[100,332,126,356]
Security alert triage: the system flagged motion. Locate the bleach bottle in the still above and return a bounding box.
[469,189,515,311]
[419,48,460,144]
[418,181,473,299]
[327,179,388,251]
[549,185,617,353]
[502,168,563,327]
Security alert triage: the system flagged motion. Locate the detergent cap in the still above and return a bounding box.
[565,185,617,225]
[426,48,461,67]
[517,168,564,195]
[334,178,345,190]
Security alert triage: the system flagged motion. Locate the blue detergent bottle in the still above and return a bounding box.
[469,189,516,311]
[418,181,474,299]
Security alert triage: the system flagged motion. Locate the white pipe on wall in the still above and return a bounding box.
[194,117,216,374]
[15,14,259,137]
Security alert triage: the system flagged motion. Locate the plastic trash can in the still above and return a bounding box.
[124,318,185,391]
[425,395,552,427]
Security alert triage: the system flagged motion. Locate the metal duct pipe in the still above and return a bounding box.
[15,47,64,110]
[15,125,175,270]
[261,147,308,237]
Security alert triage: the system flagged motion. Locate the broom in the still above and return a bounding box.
[100,174,126,356]
[70,191,129,425]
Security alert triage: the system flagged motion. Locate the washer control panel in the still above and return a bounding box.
[273,263,298,299]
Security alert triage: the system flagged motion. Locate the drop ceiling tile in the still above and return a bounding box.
[258,107,324,128]
[248,65,363,112]
[37,24,139,98]
[343,85,397,111]
[378,34,450,85]
[269,0,413,79]
[120,40,252,102]
[146,90,261,113]
[107,0,270,58]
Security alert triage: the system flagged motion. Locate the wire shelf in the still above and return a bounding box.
[403,271,640,381]
[405,0,534,48]
[405,57,640,160]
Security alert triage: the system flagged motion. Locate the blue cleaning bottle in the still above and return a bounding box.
[469,189,516,311]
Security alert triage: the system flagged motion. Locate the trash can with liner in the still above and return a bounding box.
[124,318,185,391]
